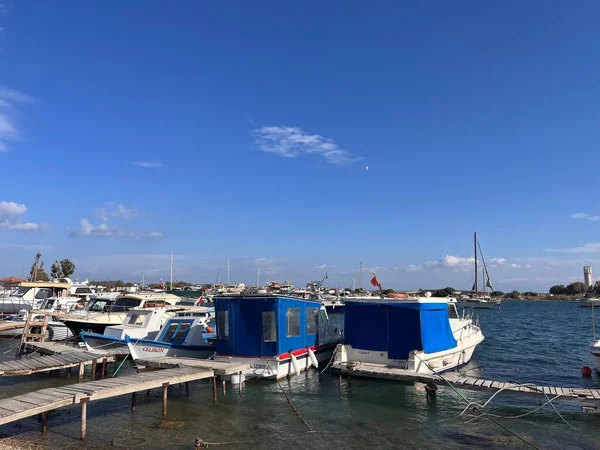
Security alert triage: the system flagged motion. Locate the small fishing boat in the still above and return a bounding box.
[333,294,484,374]
[212,294,344,380]
[81,306,214,352]
[456,232,501,310]
[126,311,215,360]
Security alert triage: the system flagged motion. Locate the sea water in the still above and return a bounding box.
[0,300,599,449]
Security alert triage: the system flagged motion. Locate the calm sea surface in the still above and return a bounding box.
[1,300,600,449]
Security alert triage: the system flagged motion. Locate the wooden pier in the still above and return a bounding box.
[0,366,219,440]
[137,356,250,376]
[332,362,600,408]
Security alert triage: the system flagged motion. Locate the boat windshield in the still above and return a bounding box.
[40,298,56,310]
[87,299,112,312]
[10,287,30,298]
[110,298,141,312]
[158,319,193,344]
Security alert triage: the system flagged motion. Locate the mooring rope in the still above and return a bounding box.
[412,353,542,450]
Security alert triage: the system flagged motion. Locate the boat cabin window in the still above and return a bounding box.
[217,311,229,340]
[160,322,179,342]
[111,298,141,312]
[145,300,166,308]
[306,307,318,335]
[262,311,277,342]
[88,299,111,312]
[126,313,147,326]
[75,287,92,294]
[171,322,191,344]
[41,299,55,310]
[12,287,30,297]
[35,289,53,300]
[448,304,458,319]
[286,308,301,337]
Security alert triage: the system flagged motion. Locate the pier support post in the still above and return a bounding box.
[212,377,217,402]
[78,362,85,382]
[131,392,137,411]
[67,367,71,379]
[162,383,169,417]
[222,377,226,396]
[101,358,106,378]
[185,382,189,397]
[80,397,89,441]
[91,359,97,380]
[41,412,48,433]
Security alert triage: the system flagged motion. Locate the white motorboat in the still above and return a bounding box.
[0,281,73,315]
[456,295,500,309]
[63,292,181,336]
[81,306,214,352]
[333,294,484,375]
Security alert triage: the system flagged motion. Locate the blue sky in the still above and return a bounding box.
[1,1,600,291]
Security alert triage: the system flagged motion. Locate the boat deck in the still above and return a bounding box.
[332,362,600,406]
[23,341,128,357]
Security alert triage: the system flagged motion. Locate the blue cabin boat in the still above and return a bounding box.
[333,296,484,374]
[213,295,343,380]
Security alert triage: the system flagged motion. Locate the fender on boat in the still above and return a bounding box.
[307,347,319,368]
[290,352,300,376]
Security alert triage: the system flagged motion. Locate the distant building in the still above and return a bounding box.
[584,266,593,289]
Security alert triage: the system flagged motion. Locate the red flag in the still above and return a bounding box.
[370,275,380,287]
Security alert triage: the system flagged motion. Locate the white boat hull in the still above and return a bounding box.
[580,298,600,308]
[128,341,215,360]
[215,345,335,380]
[334,325,484,375]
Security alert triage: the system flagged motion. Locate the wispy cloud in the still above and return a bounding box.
[406,255,520,272]
[0,87,34,153]
[570,212,600,221]
[94,203,139,221]
[70,219,124,238]
[544,243,600,254]
[0,200,43,232]
[131,161,164,169]
[252,126,362,165]
[314,264,329,270]
[148,231,164,238]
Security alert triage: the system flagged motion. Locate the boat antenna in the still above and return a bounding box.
[170,253,173,291]
[359,262,363,291]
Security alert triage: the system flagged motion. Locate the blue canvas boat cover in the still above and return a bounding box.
[344,301,457,359]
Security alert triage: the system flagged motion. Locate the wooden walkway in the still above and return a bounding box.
[0,366,217,439]
[332,362,600,405]
[137,356,250,376]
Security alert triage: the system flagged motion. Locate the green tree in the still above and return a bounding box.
[491,291,505,297]
[566,282,586,295]
[549,285,567,295]
[50,261,64,279]
[382,288,395,295]
[506,290,521,299]
[29,253,49,282]
[60,259,76,277]
[433,287,455,297]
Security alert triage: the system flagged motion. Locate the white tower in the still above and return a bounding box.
[584,265,593,289]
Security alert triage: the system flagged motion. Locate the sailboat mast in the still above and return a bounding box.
[474,232,478,297]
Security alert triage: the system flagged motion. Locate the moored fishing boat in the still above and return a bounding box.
[333,294,484,374]
[0,309,73,341]
[81,306,214,352]
[212,294,343,380]
[126,312,215,360]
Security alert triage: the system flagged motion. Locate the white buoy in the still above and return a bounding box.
[290,353,300,376]
[307,347,319,368]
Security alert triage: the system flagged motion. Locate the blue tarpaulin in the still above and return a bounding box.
[344,301,457,359]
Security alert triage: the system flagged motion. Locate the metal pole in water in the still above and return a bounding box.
[593,303,596,341]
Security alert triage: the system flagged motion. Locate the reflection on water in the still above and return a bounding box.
[1,301,600,449]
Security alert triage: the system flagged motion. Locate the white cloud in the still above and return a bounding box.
[406,264,423,272]
[0,201,42,232]
[570,212,600,222]
[70,219,124,237]
[314,264,329,269]
[131,161,164,169]
[571,213,589,219]
[95,203,139,221]
[0,87,34,153]
[425,255,475,271]
[544,243,600,254]
[252,126,362,165]
[149,231,164,238]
